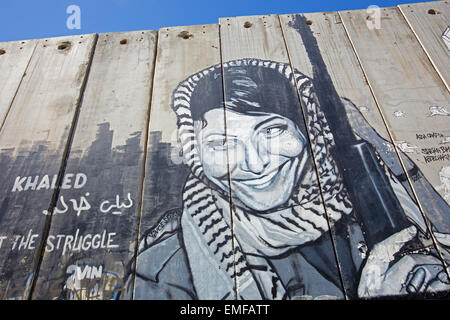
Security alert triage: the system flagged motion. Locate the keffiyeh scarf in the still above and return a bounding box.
[172,58,353,299]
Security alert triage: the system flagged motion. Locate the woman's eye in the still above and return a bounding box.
[206,138,238,150]
[264,125,287,138]
[206,138,227,150]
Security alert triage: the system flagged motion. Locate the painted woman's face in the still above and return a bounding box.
[195,108,308,211]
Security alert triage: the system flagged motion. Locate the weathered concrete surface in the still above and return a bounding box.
[0,1,448,300]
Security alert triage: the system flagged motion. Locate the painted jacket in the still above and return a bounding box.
[127,208,351,300]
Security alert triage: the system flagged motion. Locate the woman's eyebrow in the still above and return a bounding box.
[253,116,287,131]
[202,132,238,140]
[202,132,225,139]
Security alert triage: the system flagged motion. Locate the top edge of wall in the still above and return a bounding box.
[0,1,445,44]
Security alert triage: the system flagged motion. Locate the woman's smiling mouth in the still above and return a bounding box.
[235,161,289,190]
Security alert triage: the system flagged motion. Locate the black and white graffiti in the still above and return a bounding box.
[129,59,450,300]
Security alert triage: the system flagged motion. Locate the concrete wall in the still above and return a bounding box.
[0,0,449,300]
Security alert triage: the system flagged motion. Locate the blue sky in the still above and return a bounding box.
[0,0,428,42]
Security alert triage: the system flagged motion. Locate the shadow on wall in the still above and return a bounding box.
[0,122,154,299]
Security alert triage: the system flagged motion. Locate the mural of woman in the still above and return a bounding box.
[128,58,450,300]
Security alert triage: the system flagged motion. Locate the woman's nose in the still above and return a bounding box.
[240,139,270,174]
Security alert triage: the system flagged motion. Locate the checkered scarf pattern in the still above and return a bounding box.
[172,58,352,299]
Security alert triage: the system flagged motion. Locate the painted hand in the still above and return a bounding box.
[357,225,450,297]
